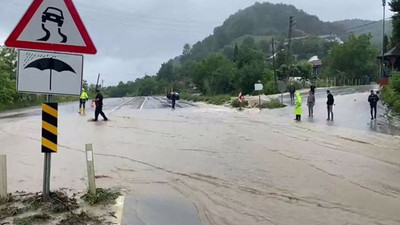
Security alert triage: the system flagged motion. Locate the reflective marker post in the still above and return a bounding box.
[0,155,7,203]
[85,144,96,195]
[43,94,57,198]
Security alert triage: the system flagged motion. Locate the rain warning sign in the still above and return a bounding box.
[17,49,83,96]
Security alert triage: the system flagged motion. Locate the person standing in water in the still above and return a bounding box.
[79,88,89,114]
[294,92,302,121]
[307,91,315,117]
[368,90,380,120]
[326,90,334,121]
[92,90,108,121]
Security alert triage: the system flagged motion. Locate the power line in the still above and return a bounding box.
[345,18,392,33]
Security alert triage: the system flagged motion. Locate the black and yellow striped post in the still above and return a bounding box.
[42,103,58,153]
[42,101,57,198]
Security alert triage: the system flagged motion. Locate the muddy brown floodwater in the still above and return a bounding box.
[1,99,400,225]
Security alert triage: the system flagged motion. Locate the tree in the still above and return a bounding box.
[235,47,265,69]
[233,43,239,62]
[242,36,256,49]
[384,34,390,53]
[157,60,176,81]
[295,61,313,81]
[182,43,192,56]
[390,0,400,46]
[194,55,236,95]
[275,49,294,68]
[236,60,272,95]
[327,34,379,81]
[0,47,17,104]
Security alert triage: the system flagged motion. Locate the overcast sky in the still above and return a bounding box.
[0,0,393,85]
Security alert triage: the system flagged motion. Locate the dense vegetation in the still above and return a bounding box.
[0,47,48,111]
[382,72,400,113]
[324,34,379,82]
[380,0,400,114]
[390,0,400,47]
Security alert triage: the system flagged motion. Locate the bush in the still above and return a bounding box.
[393,100,400,113]
[381,72,400,113]
[181,93,231,105]
[231,99,249,108]
[289,80,303,90]
[259,98,286,109]
[82,188,121,206]
[264,80,278,95]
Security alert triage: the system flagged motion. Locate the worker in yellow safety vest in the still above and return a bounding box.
[294,92,303,121]
[79,88,89,114]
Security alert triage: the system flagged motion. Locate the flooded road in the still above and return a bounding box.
[271,85,400,135]
[1,91,400,224]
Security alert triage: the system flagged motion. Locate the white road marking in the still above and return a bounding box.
[109,97,135,114]
[140,97,147,110]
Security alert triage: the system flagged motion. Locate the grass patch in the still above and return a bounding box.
[0,96,78,113]
[22,191,78,214]
[82,188,121,206]
[231,99,249,108]
[260,98,286,109]
[14,213,52,225]
[181,93,232,105]
[57,211,102,225]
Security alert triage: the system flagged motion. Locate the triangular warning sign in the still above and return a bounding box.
[5,0,96,54]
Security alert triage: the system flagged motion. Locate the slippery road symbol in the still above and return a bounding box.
[37,7,67,43]
[25,58,76,90]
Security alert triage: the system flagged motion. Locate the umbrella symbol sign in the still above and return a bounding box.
[25,58,76,90]
[17,50,83,96]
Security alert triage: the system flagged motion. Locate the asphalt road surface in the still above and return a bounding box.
[1,88,400,225]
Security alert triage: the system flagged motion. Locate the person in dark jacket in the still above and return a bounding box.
[289,83,296,104]
[326,90,334,121]
[310,84,316,95]
[368,90,380,120]
[92,90,108,121]
[168,89,179,109]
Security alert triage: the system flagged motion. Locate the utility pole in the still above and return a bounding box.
[288,16,296,59]
[96,73,100,91]
[271,38,277,90]
[382,0,386,79]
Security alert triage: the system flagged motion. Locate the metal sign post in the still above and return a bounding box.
[277,81,287,105]
[42,94,55,198]
[85,144,96,195]
[254,82,263,110]
[5,0,96,198]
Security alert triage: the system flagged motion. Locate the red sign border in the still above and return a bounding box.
[5,0,97,54]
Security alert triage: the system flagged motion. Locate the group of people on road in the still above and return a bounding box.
[78,88,108,121]
[78,87,179,122]
[293,85,379,122]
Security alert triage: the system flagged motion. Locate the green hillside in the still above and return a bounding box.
[184,2,345,63]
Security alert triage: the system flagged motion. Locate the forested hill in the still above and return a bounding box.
[182,2,345,62]
[332,19,375,30]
